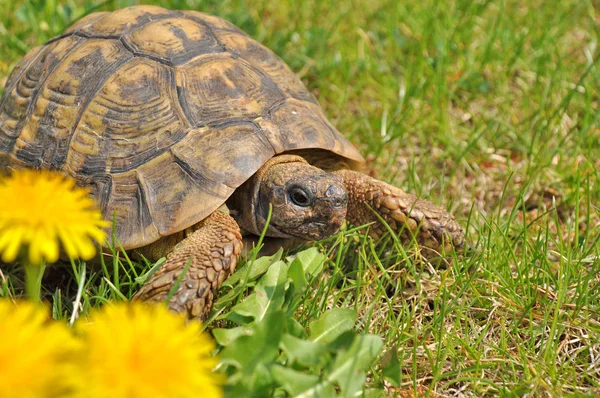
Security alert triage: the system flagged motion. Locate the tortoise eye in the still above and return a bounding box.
[289,187,311,207]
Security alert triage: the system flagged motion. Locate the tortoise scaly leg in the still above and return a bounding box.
[134,211,242,319]
[334,170,464,257]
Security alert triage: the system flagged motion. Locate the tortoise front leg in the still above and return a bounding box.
[134,211,243,319]
[334,170,464,257]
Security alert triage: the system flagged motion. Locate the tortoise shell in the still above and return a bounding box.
[0,5,364,249]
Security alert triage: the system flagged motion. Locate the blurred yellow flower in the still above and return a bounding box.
[77,302,223,398]
[0,169,109,264]
[0,299,80,398]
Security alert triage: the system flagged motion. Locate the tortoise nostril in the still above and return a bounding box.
[325,185,347,208]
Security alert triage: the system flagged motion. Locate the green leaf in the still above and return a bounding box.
[381,347,402,387]
[223,250,283,288]
[133,257,165,284]
[224,363,274,398]
[212,325,252,347]
[211,253,285,319]
[220,310,285,372]
[227,260,288,322]
[270,366,332,397]
[212,283,248,310]
[361,389,388,398]
[326,330,356,352]
[287,247,326,296]
[309,308,356,344]
[281,334,328,367]
[249,363,275,396]
[291,247,327,276]
[286,317,307,338]
[288,256,308,293]
[330,334,383,397]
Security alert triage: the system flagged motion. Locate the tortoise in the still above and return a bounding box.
[0,5,464,319]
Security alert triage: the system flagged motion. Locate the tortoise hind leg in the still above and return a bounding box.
[334,170,464,258]
[134,210,242,320]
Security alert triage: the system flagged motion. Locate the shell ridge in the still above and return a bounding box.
[42,32,79,46]
[177,54,287,127]
[85,8,178,39]
[251,118,279,156]
[240,57,286,105]
[75,32,120,40]
[171,148,237,191]
[165,66,193,129]
[262,97,288,119]
[100,130,192,175]
[7,37,86,158]
[61,49,135,171]
[178,12,228,49]
[0,47,46,111]
[118,36,174,67]
[134,169,161,240]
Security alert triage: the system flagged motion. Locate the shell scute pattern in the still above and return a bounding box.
[135,150,230,235]
[62,12,108,35]
[13,39,132,170]
[175,54,285,126]
[105,170,159,245]
[217,31,315,103]
[180,10,246,34]
[170,122,275,189]
[3,36,84,167]
[65,58,188,176]
[124,18,224,66]
[77,6,175,37]
[0,45,45,167]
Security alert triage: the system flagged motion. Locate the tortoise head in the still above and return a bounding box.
[229,155,347,240]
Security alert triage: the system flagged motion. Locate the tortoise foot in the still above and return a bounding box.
[335,169,465,257]
[134,211,243,320]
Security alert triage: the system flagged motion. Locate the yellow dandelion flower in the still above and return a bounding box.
[0,169,109,264]
[76,302,223,398]
[0,299,81,398]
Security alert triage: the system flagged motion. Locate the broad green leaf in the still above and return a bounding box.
[213,252,285,319]
[212,283,247,310]
[270,366,329,397]
[286,317,307,338]
[220,310,285,372]
[337,369,365,397]
[212,325,252,347]
[223,250,283,288]
[223,364,275,398]
[381,348,402,387]
[291,383,336,398]
[227,260,288,322]
[291,247,327,276]
[249,363,275,396]
[288,256,308,293]
[330,334,383,397]
[281,333,328,367]
[225,293,263,324]
[361,389,388,398]
[309,308,356,344]
[326,330,356,352]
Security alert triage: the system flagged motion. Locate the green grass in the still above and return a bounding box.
[1,0,599,396]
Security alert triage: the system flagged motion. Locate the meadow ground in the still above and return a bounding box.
[1,0,599,396]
